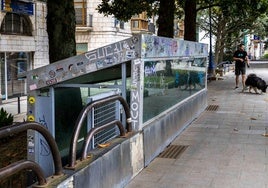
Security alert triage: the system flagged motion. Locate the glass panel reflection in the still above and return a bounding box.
[143,58,206,122]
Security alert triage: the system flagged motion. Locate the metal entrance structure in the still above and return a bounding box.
[26,34,208,186]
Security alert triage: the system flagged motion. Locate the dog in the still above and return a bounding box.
[243,73,267,94]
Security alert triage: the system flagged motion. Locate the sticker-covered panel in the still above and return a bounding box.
[27,35,141,91]
[141,35,208,58]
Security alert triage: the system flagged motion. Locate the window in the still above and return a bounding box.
[114,19,124,29]
[132,20,139,28]
[74,0,87,26]
[76,43,88,54]
[119,21,124,29]
[0,13,32,35]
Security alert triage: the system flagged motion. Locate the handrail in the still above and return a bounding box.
[0,122,63,176]
[0,160,46,186]
[68,94,132,168]
[81,120,125,160]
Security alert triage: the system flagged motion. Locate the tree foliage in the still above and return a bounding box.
[198,0,268,64]
[97,0,155,21]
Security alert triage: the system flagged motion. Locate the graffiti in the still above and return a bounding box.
[142,35,208,58]
[85,38,138,70]
[39,114,48,129]
[40,139,50,156]
[38,114,51,156]
[130,59,141,130]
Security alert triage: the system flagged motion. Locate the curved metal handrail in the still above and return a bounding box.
[0,122,63,176]
[68,94,132,168]
[81,120,125,160]
[0,160,46,186]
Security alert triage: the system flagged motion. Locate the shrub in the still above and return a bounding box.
[0,107,14,128]
[262,54,268,59]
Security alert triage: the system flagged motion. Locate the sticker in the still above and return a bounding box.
[32,74,39,80]
[28,96,36,104]
[77,62,84,66]
[27,115,35,122]
[29,84,37,91]
[49,70,56,78]
[46,78,57,85]
[28,148,34,154]
[56,67,64,72]
[28,141,34,147]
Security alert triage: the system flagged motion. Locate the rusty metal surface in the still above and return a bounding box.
[0,122,63,176]
[0,160,46,186]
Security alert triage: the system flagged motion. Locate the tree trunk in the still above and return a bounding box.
[47,0,83,162]
[214,16,227,66]
[184,0,197,41]
[157,0,175,77]
[47,0,77,63]
[157,0,175,38]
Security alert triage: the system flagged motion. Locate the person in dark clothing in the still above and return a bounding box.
[233,44,250,90]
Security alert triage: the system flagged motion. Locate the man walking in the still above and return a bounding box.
[233,43,250,90]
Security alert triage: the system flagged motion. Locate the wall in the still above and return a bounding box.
[143,90,207,166]
[0,1,49,68]
[75,0,132,51]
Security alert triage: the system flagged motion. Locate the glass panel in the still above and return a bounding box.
[76,43,88,54]
[13,14,21,33]
[75,8,83,25]
[74,1,87,26]
[0,52,28,99]
[120,21,124,29]
[143,58,206,122]
[55,80,124,164]
[0,13,32,36]
[132,20,139,28]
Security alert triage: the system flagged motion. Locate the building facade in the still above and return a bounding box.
[0,0,49,100]
[75,0,133,54]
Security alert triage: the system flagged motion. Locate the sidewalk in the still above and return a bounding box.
[0,96,27,122]
[126,62,268,188]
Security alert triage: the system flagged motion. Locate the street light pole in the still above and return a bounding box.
[208,1,214,75]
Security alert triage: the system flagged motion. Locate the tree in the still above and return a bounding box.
[183,0,197,41]
[198,0,268,65]
[157,0,175,37]
[47,0,77,63]
[46,0,83,160]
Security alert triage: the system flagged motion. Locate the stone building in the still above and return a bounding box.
[0,0,48,100]
[74,0,133,54]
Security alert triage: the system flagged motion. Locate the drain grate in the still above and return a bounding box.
[205,105,219,111]
[158,145,188,159]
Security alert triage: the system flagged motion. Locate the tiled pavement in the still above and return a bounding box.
[126,63,268,188]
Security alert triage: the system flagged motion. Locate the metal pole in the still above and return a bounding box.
[17,96,21,114]
[4,52,8,100]
[208,1,214,75]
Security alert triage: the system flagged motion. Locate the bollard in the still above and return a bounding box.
[17,96,20,114]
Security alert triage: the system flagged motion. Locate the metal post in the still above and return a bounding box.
[4,52,8,100]
[208,1,214,75]
[17,96,21,114]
